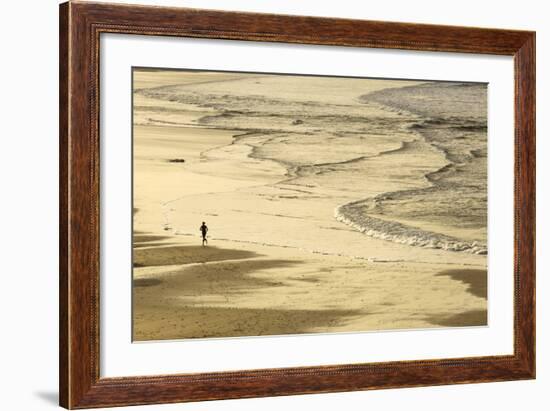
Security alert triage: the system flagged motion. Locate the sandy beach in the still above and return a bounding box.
[132,69,487,341]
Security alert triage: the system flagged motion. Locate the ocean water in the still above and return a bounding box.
[341,82,488,253]
[136,73,487,255]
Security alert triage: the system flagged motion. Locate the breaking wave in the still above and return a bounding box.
[334,81,488,253]
[335,199,487,254]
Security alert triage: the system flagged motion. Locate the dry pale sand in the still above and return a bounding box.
[132,69,487,341]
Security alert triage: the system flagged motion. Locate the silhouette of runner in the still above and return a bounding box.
[200,222,208,246]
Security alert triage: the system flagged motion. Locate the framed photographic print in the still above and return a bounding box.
[59,1,535,409]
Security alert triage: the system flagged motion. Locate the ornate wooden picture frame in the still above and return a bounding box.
[59,1,535,408]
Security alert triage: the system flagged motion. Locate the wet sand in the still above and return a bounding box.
[132,69,487,341]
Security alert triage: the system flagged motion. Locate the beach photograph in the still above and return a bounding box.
[132,68,488,342]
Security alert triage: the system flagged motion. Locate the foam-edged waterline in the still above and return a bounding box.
[334,201,487,254]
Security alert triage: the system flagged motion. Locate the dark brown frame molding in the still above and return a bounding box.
[59,1,535,408]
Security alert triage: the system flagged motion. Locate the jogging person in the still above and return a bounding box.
[200,222,208,246]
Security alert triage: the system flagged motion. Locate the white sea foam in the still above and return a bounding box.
[334,201,487,254]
